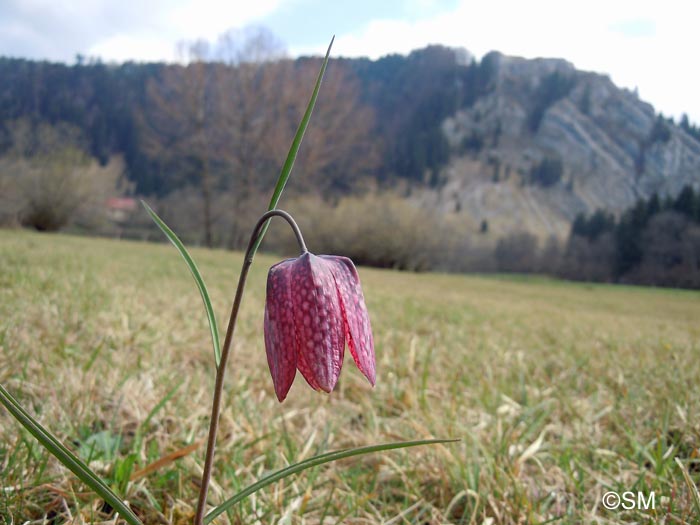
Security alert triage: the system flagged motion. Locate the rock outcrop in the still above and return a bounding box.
[429,51,700,239]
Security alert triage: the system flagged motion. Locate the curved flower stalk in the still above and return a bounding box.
[188,209,450,525]
[195,207,375,520]
[265,252,375,401]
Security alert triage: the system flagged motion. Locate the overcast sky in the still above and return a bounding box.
[2,0,698,123]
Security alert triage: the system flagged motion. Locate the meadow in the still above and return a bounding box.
[1,229,699,524]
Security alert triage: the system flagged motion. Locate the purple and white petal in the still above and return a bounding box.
[321,255,376,386]
[264,259,299,401]
[290,253,345,393]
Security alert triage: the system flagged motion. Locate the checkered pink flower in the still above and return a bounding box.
[264,252,375,402]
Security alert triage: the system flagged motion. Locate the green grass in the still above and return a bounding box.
[1,229,699,524]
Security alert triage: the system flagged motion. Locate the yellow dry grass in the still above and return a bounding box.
[1,229,699,524]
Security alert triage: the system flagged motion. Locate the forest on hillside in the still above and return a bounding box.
[0,31,505,247]
[0,39,484,196]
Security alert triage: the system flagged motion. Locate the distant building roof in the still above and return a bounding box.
[106,197,137,211]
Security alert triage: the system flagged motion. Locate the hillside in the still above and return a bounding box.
[1,47,700,240]
[421,51,700,238]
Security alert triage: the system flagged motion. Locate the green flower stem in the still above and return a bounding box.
[194,209,306,525]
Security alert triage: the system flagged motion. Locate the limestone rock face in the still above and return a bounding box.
[433,52,700,239]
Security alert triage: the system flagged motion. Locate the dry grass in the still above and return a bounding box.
[1,229,699,524]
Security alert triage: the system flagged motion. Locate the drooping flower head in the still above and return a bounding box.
[264,252,375,402]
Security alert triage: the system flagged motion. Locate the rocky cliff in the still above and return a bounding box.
[420,51,700,239]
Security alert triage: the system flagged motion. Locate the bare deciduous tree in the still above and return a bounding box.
[140,43,221,246]
[289,60,379,194]
[212,27,295,247]
[140,26,379,248]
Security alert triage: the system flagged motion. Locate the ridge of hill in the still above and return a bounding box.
[413,50,700,238]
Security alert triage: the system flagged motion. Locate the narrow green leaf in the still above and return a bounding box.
[0,384,143,525]
[250,35,335,257]
[204,438,457,523]
[142,200,222,366]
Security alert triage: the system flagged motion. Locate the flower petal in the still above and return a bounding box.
[321,255,376,386]
[264,259,298,401]
[290,253,345,393]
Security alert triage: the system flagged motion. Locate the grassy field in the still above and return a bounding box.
[1,229,699,524]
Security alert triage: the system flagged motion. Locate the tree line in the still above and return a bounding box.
[0,35,513,248]
[561,185,700,288]
[0,28,378,245]
[0,39,488,198]
[1,39,545,201]
[488,185,700,289]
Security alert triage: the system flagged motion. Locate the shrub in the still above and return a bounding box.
[0,119,124,231]
[494,232,539,273]
[268,193,492,273]
[529,156,563,187]
[16,148,123,231]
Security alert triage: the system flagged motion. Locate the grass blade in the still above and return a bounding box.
[249,35,335,257]
[142,200,222,366]
[0,384,142,525]
[675,457,700,516]
[204,438,457,523]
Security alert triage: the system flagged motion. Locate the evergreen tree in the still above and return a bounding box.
[672,185,698,220]
[614,200,649,277]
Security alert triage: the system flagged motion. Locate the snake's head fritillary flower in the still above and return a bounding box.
[264,252,375,402]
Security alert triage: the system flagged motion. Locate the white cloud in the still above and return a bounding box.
[165,0,284,41]
[88,34,176,64]
[0,0,287,63]
[87,0,285,62]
